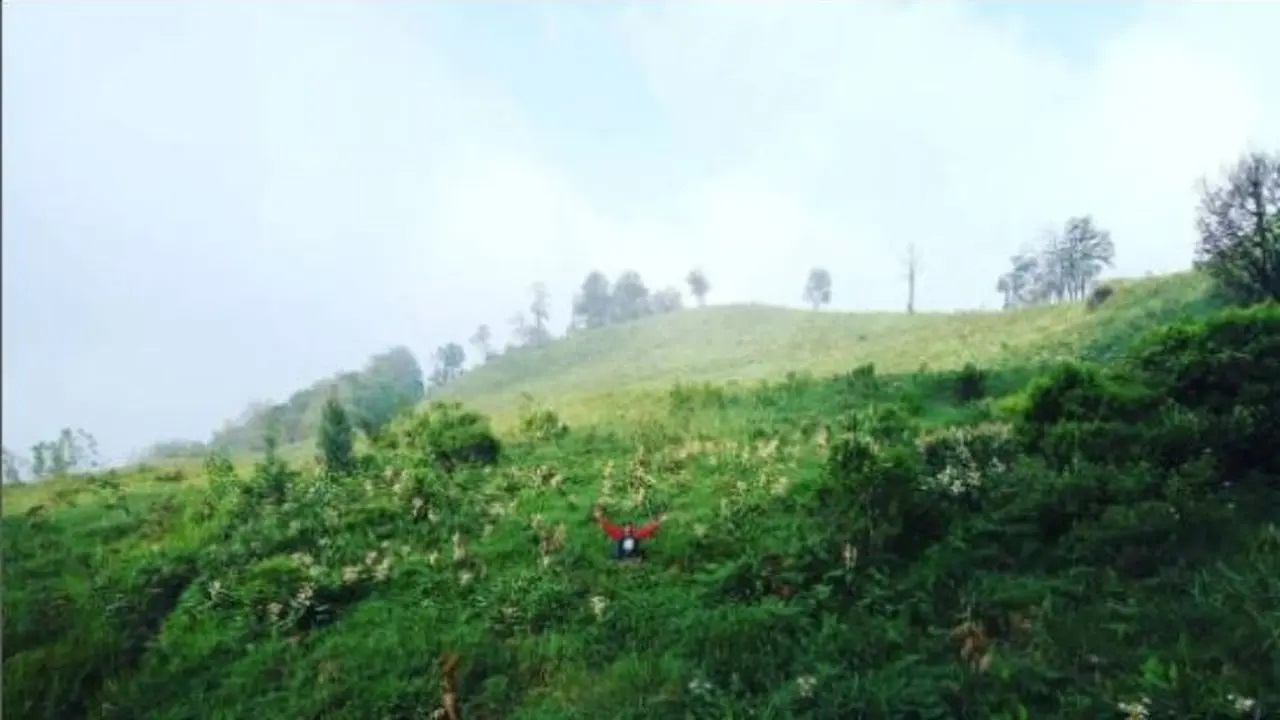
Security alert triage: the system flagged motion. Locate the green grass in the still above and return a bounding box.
[437,271,1215,431]
[7,271,1276,719]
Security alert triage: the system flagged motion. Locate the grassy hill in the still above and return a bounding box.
[436,271,1215,428]
[6,271,1278,718]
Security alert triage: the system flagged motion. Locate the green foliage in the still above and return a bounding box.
[997,215,1115,308]
[1194,150,1280,304]
[23,428,100,480]
[211,346,424,454]
[318,394,356,475]
[4,304,1278,719]
[430,342,467,388]
[570,269,681,334]
[1086,282,1115,310]
[516,395,569,445]
[954,361,987,404]
[394,402,502,472]
[803,267,832,309]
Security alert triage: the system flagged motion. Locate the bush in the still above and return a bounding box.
[1127,305,1280,478]
[668,382,727,415]
[954,362,987,403]
[1128,304,1280,413]
[516,397,569,444]
[397,402,501,472]
[1086,283,1115,310]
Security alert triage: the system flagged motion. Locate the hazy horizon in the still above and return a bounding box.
[4,1,1278,463]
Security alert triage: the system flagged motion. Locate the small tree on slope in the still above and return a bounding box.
[318,393,355,475]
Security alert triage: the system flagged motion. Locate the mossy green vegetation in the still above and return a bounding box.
[4,282,1277,718]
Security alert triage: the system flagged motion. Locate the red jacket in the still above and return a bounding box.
[598,514,661,541]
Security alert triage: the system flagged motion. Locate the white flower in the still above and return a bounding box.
[1117,696,1150,720]
[796,675,817,698]
[1229,694,1256,714]
[687,678,713,696]
[842,543,858,569]
[293,583,315,607]
[374,556,392,582]
[589,595,608,619]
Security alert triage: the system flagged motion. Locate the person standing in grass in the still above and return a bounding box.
[594,504,667,561]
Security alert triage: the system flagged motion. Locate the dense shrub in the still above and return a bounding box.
[1086,282,1115,310]
[516,397,569,444]
[5,305,1280,719]
[395,402,501,472]
[954,361,987,403]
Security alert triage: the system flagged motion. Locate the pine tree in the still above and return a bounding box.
[318,393,355,475]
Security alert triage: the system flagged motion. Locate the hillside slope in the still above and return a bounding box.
[3,302,1277,718]
[437,272,1214,423]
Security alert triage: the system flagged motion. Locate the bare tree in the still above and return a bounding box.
[685,268,710,307]
[1057,216,1115,301]
[1195,150,1280,304]
[904,243,920,314]
[507,312,529,351]
[430,343,466,387]
[469,324,493,361]
[529,283,551,344]
[996,250,1040,310]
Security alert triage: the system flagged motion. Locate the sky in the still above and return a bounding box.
[3,1,1278,465]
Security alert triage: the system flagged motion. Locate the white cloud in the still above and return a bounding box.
[599,0,1279,309]
[4,1,1278,459]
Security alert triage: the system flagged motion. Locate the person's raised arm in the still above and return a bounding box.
[634,512,668,540]
[594,505,624,540]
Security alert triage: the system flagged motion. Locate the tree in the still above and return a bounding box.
[904,242,920,314]
[571,271,613,329]
[528,282,552,346]
[1057,215,1115,301]
[26,428,100,479]
[649,286,684,314]
[347,347,425,436]
[318,393,355,475]
[802,267,832,310]
[430,342,466,387]
[1033,228,1067,304]
[507,312,530,350]
[995,216,1114,310]
[2,447,25,484]
[31,443,47,479]
[210,346,423,453]
[996,251,1041,309]
[686,268,710,307]
[610,270,651,323]
[469,324,493,361]
[1195,150,1280,304]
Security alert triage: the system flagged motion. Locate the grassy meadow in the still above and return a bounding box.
[3,271,1278,719]
[434,272,1214,432]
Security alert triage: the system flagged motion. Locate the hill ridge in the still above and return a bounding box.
[434,271,1214,425]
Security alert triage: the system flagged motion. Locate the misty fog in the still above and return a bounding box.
[3,1,1278,463]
